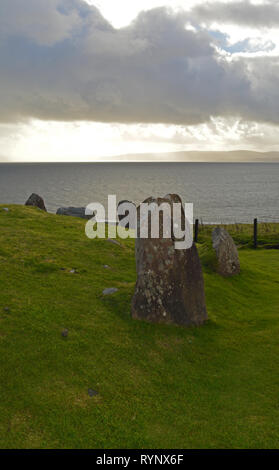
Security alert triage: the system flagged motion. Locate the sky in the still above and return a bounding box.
[1,0,279,161]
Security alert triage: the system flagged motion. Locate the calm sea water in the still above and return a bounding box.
[0,162,278,223]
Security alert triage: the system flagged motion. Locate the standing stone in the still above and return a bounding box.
[164,193,187,239]
[25,193,47,211]
[131,195,207,327]
[212,227,240,276]
[117,200,136,229]
[164,193,183,205]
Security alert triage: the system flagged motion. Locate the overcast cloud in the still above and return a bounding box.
[192,0,279,28]
[0,0,278,128]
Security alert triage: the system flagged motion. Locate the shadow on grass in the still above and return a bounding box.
[102,287,219,342]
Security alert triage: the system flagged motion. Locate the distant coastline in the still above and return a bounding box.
[103,150,279,163]
[1,150,279,163]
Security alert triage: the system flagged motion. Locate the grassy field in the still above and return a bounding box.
[0,205,279,449]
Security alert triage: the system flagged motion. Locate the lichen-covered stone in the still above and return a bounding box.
[131,195,207,327]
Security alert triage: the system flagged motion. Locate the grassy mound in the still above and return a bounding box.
[0,205,279,449]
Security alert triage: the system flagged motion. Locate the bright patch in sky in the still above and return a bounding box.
[2,118,279,162]
[86,0,195,28]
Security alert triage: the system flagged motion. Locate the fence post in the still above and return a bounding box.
[194,219,199,243]
[253,218,258,249]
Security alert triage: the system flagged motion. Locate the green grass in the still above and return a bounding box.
[0,205,279,449]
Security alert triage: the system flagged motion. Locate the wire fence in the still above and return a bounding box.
[194,218,279,247]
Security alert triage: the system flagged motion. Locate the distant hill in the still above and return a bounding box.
[104,150,279,162]
[0,155,11,162]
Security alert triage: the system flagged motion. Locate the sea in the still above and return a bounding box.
[0,162,278,224]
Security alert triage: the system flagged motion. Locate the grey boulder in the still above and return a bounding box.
[212,227,240,277]
[56,207,95,219]
[25,193,47,211]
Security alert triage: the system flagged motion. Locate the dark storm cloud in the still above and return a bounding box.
[0,0,278,126]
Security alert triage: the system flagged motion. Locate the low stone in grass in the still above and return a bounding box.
[107,238,122,247]
[61,329,69,337]
[56,207,95,219]
[3,208,9,212]
[103,288,118,296]
[25,193,47,211]
[3,307,10,314]
[212,227,240,277]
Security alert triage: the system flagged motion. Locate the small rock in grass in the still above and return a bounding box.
[3,208,9,212]
[103,288,118,296]
[103,265,110,269]
[70,269,76,274]
[3,307,10,314]
[61,329,69,337]
[107,238,122,247]
[88,388,98,397]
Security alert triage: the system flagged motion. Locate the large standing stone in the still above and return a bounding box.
[164,193,183,205]
[212,227,240,277]
[131,195,207,327]
[117,200,136,229]
[25,193,47,211]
